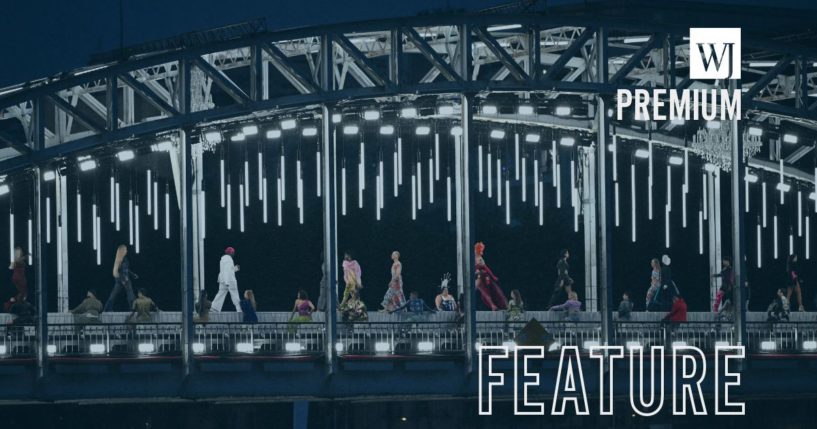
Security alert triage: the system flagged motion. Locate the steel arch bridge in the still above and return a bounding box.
[0,3,817,405]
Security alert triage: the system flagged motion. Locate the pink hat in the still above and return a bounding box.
[225,247,235,255]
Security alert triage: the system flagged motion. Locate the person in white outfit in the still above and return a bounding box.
[212,246,242,312]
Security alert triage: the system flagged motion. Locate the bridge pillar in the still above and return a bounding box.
[707,167,723,308]
[322,104,339,374]
[55,170,69,312]
[293,401,309,429]
[581,147,598,311]
[458,94,476,374]
[180,127,195,377]
[730,78,747,350]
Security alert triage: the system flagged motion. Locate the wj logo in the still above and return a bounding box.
[689,28,741,80]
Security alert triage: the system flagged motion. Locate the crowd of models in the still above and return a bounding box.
[0,240,809,326]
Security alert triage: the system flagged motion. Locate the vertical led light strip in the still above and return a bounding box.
[277,169,283,226]
[446,171,452,222]
[199,188,205,239]
[533,155,539,207]
[556,162,562,209]
[341,163,347,216]
[478,143,484,193]
[648,141,653,220]
[505,177,510,225]
[570,157,576,208]
[631,162,636,242]
[135,197,140,254]
[244,159,250,206]
[115,180,121,231]
[146,169,152,215]
[297,159,304,224]
[797,190,802,236]
[411,168,417,220]
[153,180,159,230]
[262,173,268,224]
[773,213,779,259]
[110,171,115,223]
[260,149,265,201]
[165,185,171,239]
[226,181,232,230]
[666,164,672,211]
[27,213,32,265]
[788,227,794,255]
[702,172,708,220]
[76,187,82,242]
[359,145,365,209]
[92,202,97,250]
[9,208,14,263]
[397,137,403,185]
[615,182,620,227]
[682,150,688,228]
[220,157,225,207]
[756,218,762,268]
[95,213,101,265]
[805,215,810,260]
[551,140,557,186]
[665,204,670,248]
[379,158,385,210]
[239,182,245,232]
[280,144,287,201]
[435,133,440,180]
[376,162,382,221]
[360,140,366,190]
[315,148,321,198]
[496,154,502,206]
[393,147,399,197]
[762,181,768,227]
[128,192,134,245]
[514,133,520,181]
[46,196,51,243]
[521,154,527,202]
[538,178,544,225]
[417,156,423,210]
[428,151,434,204]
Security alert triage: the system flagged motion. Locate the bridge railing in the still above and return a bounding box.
[337,320,464,355]
[193,322,325,356]
[0,324,36,357]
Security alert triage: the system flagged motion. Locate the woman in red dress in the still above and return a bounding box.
[9,246,28,300]
[474,242,508,311]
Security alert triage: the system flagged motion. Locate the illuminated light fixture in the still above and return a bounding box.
[671,341,688,349]
[204,130,222,144]
[706,121,721,129]
[379,125,395,135]
[236,342,254,353]
[335,342,344,353]
[668,155,683,166]
[0,345,6,355]
[116,150,135,162]
[803,341,817,352]
[555,106,571,116]
[760,341,776,352]
[0,184,8,195]
[192,343,205,354]
[343,125,359,135]
[810,192,816,201]
[417,341,434,353]
[79,159,97,171]
[490,129,505,139]
[502,341,517,351]
[525,133,540,143]
[44,171,56,181]
[230,133,245,142]
[242,125,258,136]
[481,105,498,115]
[782,133,798,144]
[401,107,417,118]
[745,173,759,183]
[704,163,718,172]
[623,36,650,43]
[416,125,431,136]
[285,342,303,352]
[88,343,106,354]
[518,105,535,115]
[487,24,522,32]
[47,345,57,355]
[266,129,282,139]
[715,341,731,348]
[151,140,173,152]
[332,113,342,123]
[625,341,642,350]
[582,340,600,350]
[363,110,380,120]
[670,118,685,125]
[634,149,650,159]
[749,61,777,67]
[776,183,791,193]
[748,126,763,137]
[302,127,318,137]
[560,137,575,147]
[374,342,391,353]
[280,119,297,130]
[138,343,155,353]
[450,126,463,136]
[438,105,455,115]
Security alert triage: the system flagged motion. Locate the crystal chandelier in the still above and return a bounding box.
[691,123,762,172]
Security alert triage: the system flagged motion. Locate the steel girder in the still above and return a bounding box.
[0,14,816,175]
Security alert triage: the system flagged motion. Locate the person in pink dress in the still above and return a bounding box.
[474,242,508,311]
[380,251,406,311]
[340,251,362,308]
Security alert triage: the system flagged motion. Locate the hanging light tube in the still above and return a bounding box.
[398,137,403,185]
[665,204,670,248]
[316,149,321,198]
[570,157,576,208]
[393,149,398,197]
[789,227,794,255]
[534,156,539,206]
[110,173,115,223]
[797,190,803,236]
[551,140,557,186]
[297,159,304,224]
[360,141,365,190]
[762,182,768,227]
[259,150,265,201]
[164,184,171,239]
[95,214,101,265]
[435,133,440,180]
[277,173,283,226]
[128,195,134,245]
[359,150,365,209]
[428,152,434,204]
[615,182,620,227]
[631,162,637,242]
[702,173,708,220]
[244,159,250,206]
[496,154,502,206]
[521,154,527,202]
[556,162,562,208]
[806,215,810,260]
[611,135,618,181]
[487,149,493,198]
[91,201,97,250]
[46,196,51,243]
[666,164,672,211]
[226,182,232,230]
[199,189,205,239]
[280,147,287,201]
[115,181,121,231]
[514,133,520,181]
[220,158,225,207]
[135,198,140,254]
[239,183,245,232]
[341,165,347,216]
[376,169,381,221]
[539,180,544,226]
[76,188,82,243]
[757,219,762,268]
[682,150,689,227]
[773,214,779,259]
[27,214,32,265]
[647,142,653,220]
[9,210,14,263]
[417,158,423,210]
[146,170,152,216]
[262,173,268,224]
[505,177,511,224]
[446,173,452,222]
[379,158,385,209]
[478,143,484,193]
[411,170,417,220]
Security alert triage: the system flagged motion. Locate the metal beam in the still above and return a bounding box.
[118,72,180,116]
[473,27,528,81]
[595,27,613,351]
[542,28,596,82]
[180,128,195,377]
[610,35,662,84]
[33,167,47,380]
[402,27,462,82]
[458,94,476,374]
[742,55,794,101]
[191,56,251,105]
[47,94,104,134]
[262,43,320,94]
[729,78,748,354]
[332,33,391,88]
[322,104,338,374]
[0,130,31,155]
